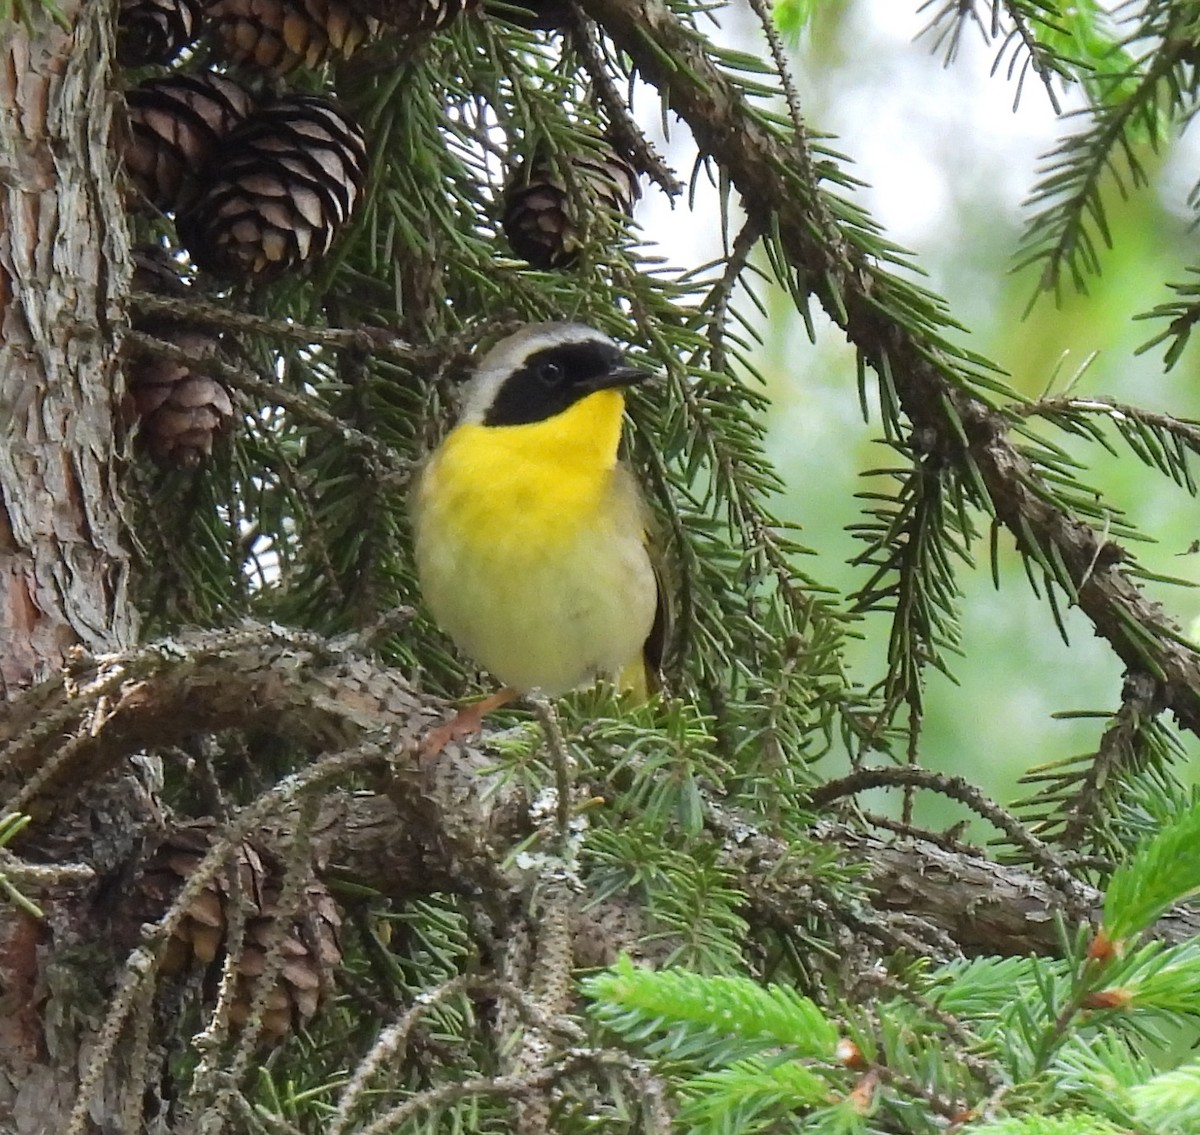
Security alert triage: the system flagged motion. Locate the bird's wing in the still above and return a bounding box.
[615,462,672,696]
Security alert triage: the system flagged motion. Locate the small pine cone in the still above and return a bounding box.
[133,822,264,974]
[232,878,341,1042]
[204,0,377,74]
[118,0,205,65]
[354,0,477,32]
[124,71,257,214]
[176,94,368,280]
[132,824,342,1044]
[501,143,640,269]
[482,0,568,31]
[129,330,234,467]
[127,247,233,467]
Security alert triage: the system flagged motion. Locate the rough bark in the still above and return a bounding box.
[0,4,134,1132]
[0,3,134,696]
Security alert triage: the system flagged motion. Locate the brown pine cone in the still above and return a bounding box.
[204,0,377,73]
[128,330,234,467]
[127,246,234,467]
[132,822,343,1045]
[501,141,640,269]
[123,71,257,214]
[176,94,368,280]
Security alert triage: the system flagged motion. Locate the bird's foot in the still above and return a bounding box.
[419,687,519,760]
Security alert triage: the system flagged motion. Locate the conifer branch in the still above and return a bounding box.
[1017,34,1183,295]
[129,293,427,365]
[563,6,682,198]
[808,766,1086,909]
[1011,394,1200,494]
[992,2,1066,112]
[7,618,1200,987]
[582,0,1200,739]
[124,331,412,481]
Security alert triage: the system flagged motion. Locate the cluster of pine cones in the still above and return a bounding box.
[119,0,641,465]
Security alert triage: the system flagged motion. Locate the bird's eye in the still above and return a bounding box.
[537,362,563,385]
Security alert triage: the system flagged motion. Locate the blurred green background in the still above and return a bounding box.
[645,1,1200,826]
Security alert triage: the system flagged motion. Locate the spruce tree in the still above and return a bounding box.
[2,1,1200,1133]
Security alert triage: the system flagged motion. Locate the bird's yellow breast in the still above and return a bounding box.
[413,389,656,695]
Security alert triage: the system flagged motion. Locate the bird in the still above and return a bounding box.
[412,321,664,749]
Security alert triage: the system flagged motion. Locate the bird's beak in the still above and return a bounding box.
[587,365,655,391]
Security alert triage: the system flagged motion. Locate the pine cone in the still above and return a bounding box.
[482,0,569,31]
[118,0,205,65]
[128,246,234,467]
[501,143,640,269]
[230,878,342,1042]
[204,0,377,73]
[124,71,257,214]
[176,94,368,280]
[354,0,477,32]
[134,822,262,975]
[134,822,343,1044]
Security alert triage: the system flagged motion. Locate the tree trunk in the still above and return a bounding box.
[0,3,136,1131]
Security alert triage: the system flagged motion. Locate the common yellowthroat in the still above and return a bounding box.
[413,322,663,741]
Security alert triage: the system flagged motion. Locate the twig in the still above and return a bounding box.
[1009,393,1200,452]
[1059,671,1159,851]
[352,1048,658,1135]
[0,847,95,886]
[532,698,574,841]
[743,0,807,144]
[330,974,587,1135]
[872,1052,968,1122]
[704,216,765,374]
[130,293,426,368]
[860,811,985,859]
[807,766,1087,913]
[991,10,1063,113]
[854,969,1003,1092]
[565,5,683,198]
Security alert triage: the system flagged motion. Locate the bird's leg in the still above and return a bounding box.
[419,687,520,758]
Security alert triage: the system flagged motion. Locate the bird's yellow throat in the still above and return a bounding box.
[430,388,628,529]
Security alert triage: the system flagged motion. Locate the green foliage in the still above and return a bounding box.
[963,1117,1125,1135]
[1130,1059,1200,1133]
[676,1058,840,1135]
[1009,0,1200,305]
[1008,703,1189,862]
[583,955,838,1061]
[584,919,1200,1135]
[774,0,824,40]
[0,812,42,918]
[112,0,1200,1132]
[1104,796,1200,940]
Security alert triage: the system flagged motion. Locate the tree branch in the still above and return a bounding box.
[130,293,427,367]
[581,0,1200,737]
[124,330,413,482]
[0,624,439,817]
[287,790,1200,958]
[6,625,1196,972]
